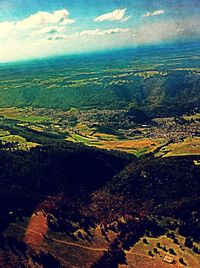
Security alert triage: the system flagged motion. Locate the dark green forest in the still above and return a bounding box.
[0,72,199,117]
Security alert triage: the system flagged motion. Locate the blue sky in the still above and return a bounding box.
[0,0,199,62]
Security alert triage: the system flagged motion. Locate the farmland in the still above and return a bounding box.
[158,137,200,157]
[0,106,199,157]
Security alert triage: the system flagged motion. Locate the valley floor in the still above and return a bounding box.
[0,107,199,157]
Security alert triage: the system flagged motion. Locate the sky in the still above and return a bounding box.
[0,0,200,62]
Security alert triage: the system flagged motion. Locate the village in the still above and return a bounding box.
[0,107,199,156]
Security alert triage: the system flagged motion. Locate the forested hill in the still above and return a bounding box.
[97,155,200,221]
[0,143,133,217]
[0,44,200,117]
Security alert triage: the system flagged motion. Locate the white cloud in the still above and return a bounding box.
[94,8,131,22]
[0,9,75,41]
[0,21,15,37]
[80,29,102,36]
[142,10,164,18]
[104,28,130,34]
[17,9,75,28]
[46,28,130,41]
[0,9,76,61]
[0,9,75,39]
[177,27,185,32]
[80,28,130,36]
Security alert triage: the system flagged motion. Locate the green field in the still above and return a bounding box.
[157,137,200,157]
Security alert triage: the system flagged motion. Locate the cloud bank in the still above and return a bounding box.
[0,6,200,62]
[0,9,75,38]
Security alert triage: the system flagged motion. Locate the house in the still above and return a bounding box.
[163,255,175,264]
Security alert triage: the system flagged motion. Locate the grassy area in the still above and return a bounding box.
[67,130,200,158]
[0,129,10,136]
[67,134,96,144]
[95,138,165,156]
[0,108,49,123]
[123,234,200,268]
[27,125,46,132]
[194,160,200,166]
[8,115,49,123]
[159,137,200,157]
[76,123,95,136]
[183,113,200,120]
[93,132,121,141]
[0,134,39,150]
[67,130,165,156]
[6,219,115,268]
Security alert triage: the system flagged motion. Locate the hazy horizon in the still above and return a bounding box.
[0,0,200,62]
[0,40,199,65]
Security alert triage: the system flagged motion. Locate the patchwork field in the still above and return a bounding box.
[0,107,199,157]
[158,137,200,157]
[91,138,165,156]
[66,126,165,156]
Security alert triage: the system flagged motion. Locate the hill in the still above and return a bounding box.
[0,145,199,267]
[0,44,200,117]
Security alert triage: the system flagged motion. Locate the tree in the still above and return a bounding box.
[31,251,61,268]
[92,239,126,268]
[192,246,199,254]
[143,238,148,244]
[148,251,154,257]
[157,242,161,248]
[169,248,176,255]
[153,248,159,254]
[185,237,193,248]
[179,258,187,266]
[162,246,168,252]
[174,238,179,245]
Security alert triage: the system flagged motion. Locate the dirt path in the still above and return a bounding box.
[13,223,106,252]
[52,238,107,252]
[125,251,152,259]
[14,222,152,258]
